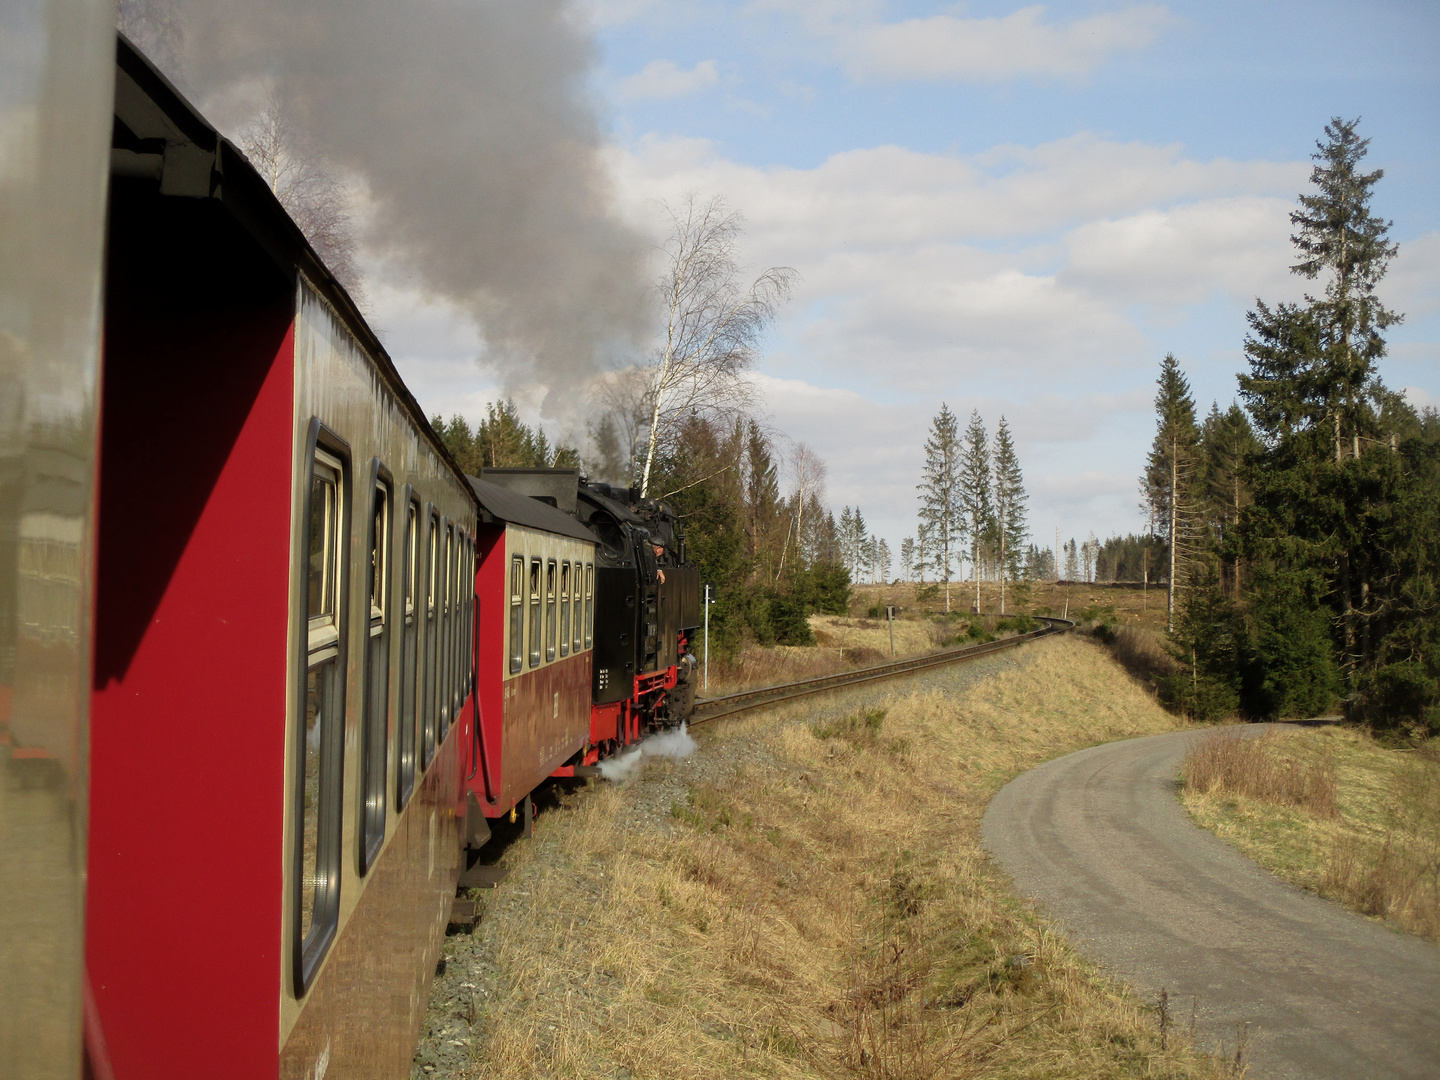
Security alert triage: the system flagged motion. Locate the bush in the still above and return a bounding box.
[1353,661,1440,732]
[1182,730,1338,818]
[996,614,1038,634]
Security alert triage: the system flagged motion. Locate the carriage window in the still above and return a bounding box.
[360,474,390,873]
[571,558,583,654]
[509,555,524,673]
[559,562,571,658]
[449,528,462,718]
[527,557,541,668]
[584,563,594,649]
[438,524,452,741]
[296,436,346,995]
[397,499,419,808]
[422,513,438,766]
[545,559,557,662]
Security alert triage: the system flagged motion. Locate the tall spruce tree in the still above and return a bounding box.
[1234,118,1440,725]
[991,416,1028,613]
[918,404,963,611]
[959,410,993,611]
[899,537,915,582]
[1143,354,1202,631]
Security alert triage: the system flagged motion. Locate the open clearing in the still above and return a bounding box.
[415,636,1236,1079]
[1182,725,1440,943]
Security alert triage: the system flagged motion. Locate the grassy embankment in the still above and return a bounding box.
[454,636,1235,1079]
[1182,727,1440,943]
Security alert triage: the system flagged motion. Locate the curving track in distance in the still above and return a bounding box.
[689,616,1072,726]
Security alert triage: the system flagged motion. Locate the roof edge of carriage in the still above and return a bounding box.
[114,32,478,511]
[465,475,599,545]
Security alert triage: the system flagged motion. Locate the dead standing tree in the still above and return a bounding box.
[637,195,796,498]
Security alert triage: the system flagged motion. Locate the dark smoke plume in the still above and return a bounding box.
[120,0,650,419]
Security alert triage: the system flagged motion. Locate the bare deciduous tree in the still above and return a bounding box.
[637,194,796,497]
[237,99,364,300]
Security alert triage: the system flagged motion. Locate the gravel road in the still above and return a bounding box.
[981,724,1440,1080]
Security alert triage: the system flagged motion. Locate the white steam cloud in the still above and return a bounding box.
[121,0,650,419]
[596,723,697,782]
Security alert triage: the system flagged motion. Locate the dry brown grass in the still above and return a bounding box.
[455,637,1231,1079]
[1183,727,1440,944]
[1182,731,1339,818]
[851,581,1171,635]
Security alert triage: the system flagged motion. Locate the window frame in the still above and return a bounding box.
[584,562,594,649]
[527,557,542,668]
[570,556,583,655]
[508,553,524,674]
[396,491,420,810]
[558,561,571,658]
[358,461,392,875]
[438,521,452,741]
[291,419,350,998]
[421,508,439,768]
[545,558,557,662]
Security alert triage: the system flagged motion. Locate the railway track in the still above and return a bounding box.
[690,616,1074,726]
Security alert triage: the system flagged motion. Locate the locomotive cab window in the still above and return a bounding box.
[294,428,348,996]
[359,469,391,874]
[397,497,419,808]
[545,559,557,662]
[558,562,570,658]
[527,558,541,668]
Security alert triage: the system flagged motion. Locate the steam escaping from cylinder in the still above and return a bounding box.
[596,724,698,783]
[118,0,651,421]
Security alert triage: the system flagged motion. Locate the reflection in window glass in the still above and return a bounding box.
[307,474,335,618]
[299,444,343,979]
[528,558,541,668]
[301,664,328,939]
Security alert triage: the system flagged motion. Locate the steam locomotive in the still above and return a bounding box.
[2,28,698,1080]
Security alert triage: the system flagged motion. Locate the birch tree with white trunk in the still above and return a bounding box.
[637,195,796,498]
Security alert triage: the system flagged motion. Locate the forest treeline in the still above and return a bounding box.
[1144,119,1440,731]
[432,406,852,655]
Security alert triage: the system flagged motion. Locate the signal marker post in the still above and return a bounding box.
[702,584,715,691]
[887,606,895,658]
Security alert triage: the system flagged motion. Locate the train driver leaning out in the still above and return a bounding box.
[652,542,667,585]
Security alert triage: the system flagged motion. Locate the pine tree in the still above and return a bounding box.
[1064,538,1079,582]
[991,416,1028,613]
[959,411,993,612]
[899,537,915,583]
[917,404,964,611]
[914,522,930,583]
[1143,354,1202,632]
[876,539,892,584]
[1234,117,1440,725]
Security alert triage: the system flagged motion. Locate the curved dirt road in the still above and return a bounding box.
[981,725,1440,1080]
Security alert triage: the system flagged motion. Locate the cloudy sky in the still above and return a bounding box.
[376,0,1439,564]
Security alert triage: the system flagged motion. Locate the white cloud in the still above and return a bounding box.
[1403,386,1437,410]
[615,58,719,101]
[1386,231,1440,319]
[785,3,1179,83]
[600,129,1329,544]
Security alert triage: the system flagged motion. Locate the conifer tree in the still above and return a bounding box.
[1143,354,1202,631]
[959,411,993,611]
[876,539,892,585]
[918,404,964,611]
[991,416,1028,613]
[899,537,915,583]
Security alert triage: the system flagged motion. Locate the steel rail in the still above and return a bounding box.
[689,616,1074,726]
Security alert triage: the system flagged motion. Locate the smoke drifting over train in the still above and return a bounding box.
[120,0,650,418]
